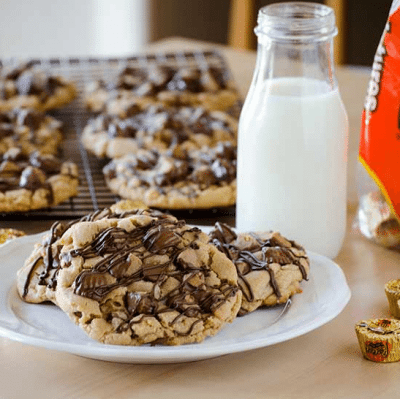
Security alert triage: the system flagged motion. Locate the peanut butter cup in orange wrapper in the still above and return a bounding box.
[355,318,400,362]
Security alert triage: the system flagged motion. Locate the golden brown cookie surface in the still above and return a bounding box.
[81,104,238,159]
[209,222,310,315]
[0,62,76,112]
[103,142,237,210]
[17,202,242,345]
[0,108,63,156]
[0,147,79,212]
[84,63,240,114]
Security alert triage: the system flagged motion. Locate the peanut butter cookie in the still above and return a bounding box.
[209,222,310,315]
[81,104,237,159]
[103,142,236,209]
[0,147,78,212]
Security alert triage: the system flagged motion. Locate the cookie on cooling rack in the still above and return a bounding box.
[81,103,238,159]
[0,62,77,112]
[19,206,242,345]
[209,222,310,315]
[103,141,236,210]
[0,147,79,213]
[0,108,63,156]
[85,62,240,114]
[16,201,156,305]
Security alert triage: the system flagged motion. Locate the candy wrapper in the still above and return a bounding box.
[357,0,400,248]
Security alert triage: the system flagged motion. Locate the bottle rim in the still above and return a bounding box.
[255,2,338,41]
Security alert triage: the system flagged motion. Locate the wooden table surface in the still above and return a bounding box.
[1,38,400,399]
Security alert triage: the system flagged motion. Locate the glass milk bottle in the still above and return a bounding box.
[236,2,349,258]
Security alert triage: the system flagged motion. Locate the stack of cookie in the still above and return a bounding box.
[0,62,79,212]
[82,61,241,210]
[17,201,310,346]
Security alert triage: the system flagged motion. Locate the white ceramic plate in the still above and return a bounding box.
[0,231,351,364]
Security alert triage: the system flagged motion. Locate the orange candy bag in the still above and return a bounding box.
[358,1,400,248]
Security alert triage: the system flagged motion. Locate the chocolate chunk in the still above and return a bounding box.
[0,113,12,124]
[210,221,237,244]
[191,166,217,186]
[117,66,146,90]
[19,166,46,191]
[262,246,300,265]
[109,258,131,278]
[143,226,181,253]
[16,108,44,130]
[154,160,190,186]
[215,142,236,160]
[125,292,141,315]
[3,147,24,162]
[124,103,141,117]
[45,76,61,95]
[4,63,31,80]
[0,123,14,138]
[136,151,158,170]
[147,65,175,89]
[207,67,228,89]
[200,69,221,92]
[142,262,168,282]
[15,71,47,96]
[167,68,202,92]
[136,295,156,314]
[29,152,61,174]
[74,271,115,301]
[107,120,137,138]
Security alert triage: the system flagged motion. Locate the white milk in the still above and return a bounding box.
[236,77,348,258]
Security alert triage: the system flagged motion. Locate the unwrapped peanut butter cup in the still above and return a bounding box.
[355,318,400,362]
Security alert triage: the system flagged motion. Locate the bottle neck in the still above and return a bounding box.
[253,35,337,90]
[252,2,338,91]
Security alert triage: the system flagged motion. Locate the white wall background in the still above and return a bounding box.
[0,0,149,58]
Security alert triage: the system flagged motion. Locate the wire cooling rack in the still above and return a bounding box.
[0,50,237,220]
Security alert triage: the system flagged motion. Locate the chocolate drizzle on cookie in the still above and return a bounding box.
[57,216,239,340]
[92,104,237,148]
[0,148,69,204]
[22,207,159,298]
[22,207,239,342]
[103,141,236,201]
[1,62,66,102]
[108,64,230,95]
[209,222,309,315]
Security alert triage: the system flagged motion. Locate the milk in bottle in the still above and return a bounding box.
[236,3,349,258]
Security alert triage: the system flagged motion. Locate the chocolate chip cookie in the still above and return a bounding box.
[19,204,242,345]
[85,63,240,114]
[0,147,79,212]
[0,62,77,112]
[103,142,236,209]
[0,108,63,156]
[17,201,152,305]
[81,104,238,159]
[209,222,310,315]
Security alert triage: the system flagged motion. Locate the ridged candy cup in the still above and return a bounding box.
[355,319,400,362]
